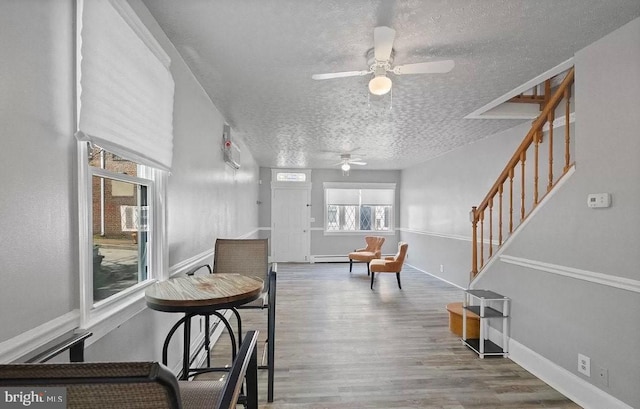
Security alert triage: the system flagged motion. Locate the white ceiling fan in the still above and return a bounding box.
[312,26,454,95]
[333,153,367,174]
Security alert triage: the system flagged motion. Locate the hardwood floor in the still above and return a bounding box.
[201,262,580,408]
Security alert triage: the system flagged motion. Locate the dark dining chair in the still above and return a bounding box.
[213,238,276,403]
[187,238,276,402]
[0,330,259,409]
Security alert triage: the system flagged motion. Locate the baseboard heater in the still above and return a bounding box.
[310,254,394,263]
[310,255,350,263]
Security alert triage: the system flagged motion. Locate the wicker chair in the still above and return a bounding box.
[0,330,259,409]
[187,238,276,402]
[369,242,408,290]
[348,236,385,275]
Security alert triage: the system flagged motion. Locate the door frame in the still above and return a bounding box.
[270,169,312,262]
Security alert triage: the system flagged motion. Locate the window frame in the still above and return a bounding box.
[323,182,396,235]
[77,142,168,329]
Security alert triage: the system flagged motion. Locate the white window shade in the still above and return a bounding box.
[326,189,360,205]
[76,0,175,171]
[360,189,394,205]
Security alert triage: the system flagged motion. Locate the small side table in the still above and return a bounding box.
[462,289,510,358]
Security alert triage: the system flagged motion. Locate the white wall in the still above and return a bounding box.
[0,0,78,342]
[0,0,260,365]
[399,122,526,286]
[475,17,640,408]
[400,17,640,408]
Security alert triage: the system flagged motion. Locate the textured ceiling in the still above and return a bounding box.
[142,0,640,170]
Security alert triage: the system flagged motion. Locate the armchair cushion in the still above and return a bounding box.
[348,236,385,262]
[370,242,408,273]
[369,242,408,289]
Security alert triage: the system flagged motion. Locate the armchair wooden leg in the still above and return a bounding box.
[366,262,370,276]
[370,272,375,289]
[349,259,353,272]
[396,273,402,289]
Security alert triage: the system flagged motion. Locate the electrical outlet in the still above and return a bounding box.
[578,353,590,377]
[597,366,609,386]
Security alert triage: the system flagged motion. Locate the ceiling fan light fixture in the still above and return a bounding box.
[368,74,392,95]
[341,162,351,172]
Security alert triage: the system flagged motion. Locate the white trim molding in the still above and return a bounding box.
[405,263,466,290]
[500,255,640,294]
[399,227,500,246]
[400,227,472,242]
[466,58,574,119]
[0,310,81,363]
[507,334,634,409]
[169,248,215,278]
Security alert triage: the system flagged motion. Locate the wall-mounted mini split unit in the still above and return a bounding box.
[222,124,240,169]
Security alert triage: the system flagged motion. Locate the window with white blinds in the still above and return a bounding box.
[76,0,175,171]
[324,183,395,233]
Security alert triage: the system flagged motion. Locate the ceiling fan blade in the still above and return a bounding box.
[374,26,395,61]
[350,161,367,166]
[392,60,455,75]
[312,70,370,80]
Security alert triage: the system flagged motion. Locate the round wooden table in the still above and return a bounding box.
[145,274,263,379]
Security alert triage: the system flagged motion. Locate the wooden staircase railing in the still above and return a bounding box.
[470,67,575,280]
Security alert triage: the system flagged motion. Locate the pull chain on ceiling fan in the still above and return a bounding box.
[312,26,455,95]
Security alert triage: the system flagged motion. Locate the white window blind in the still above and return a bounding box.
[76,0,175,171]
[360,189,394,205]
[324,183,396,206]
[326,189,359,205]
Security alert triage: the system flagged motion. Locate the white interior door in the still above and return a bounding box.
[271,187,310,262]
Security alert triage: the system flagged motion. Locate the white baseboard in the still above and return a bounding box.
[405,262,466,290]
[502,330,633,409]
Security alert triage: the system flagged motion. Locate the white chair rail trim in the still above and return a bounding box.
[0,310,80,364]
[499,255,640,294]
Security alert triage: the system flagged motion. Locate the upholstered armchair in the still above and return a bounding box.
[348,236,385,275]
[370,242,408,289]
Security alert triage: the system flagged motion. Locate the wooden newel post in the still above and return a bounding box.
[470,206,478,280]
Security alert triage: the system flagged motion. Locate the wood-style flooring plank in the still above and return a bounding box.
[198,262,580,408]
